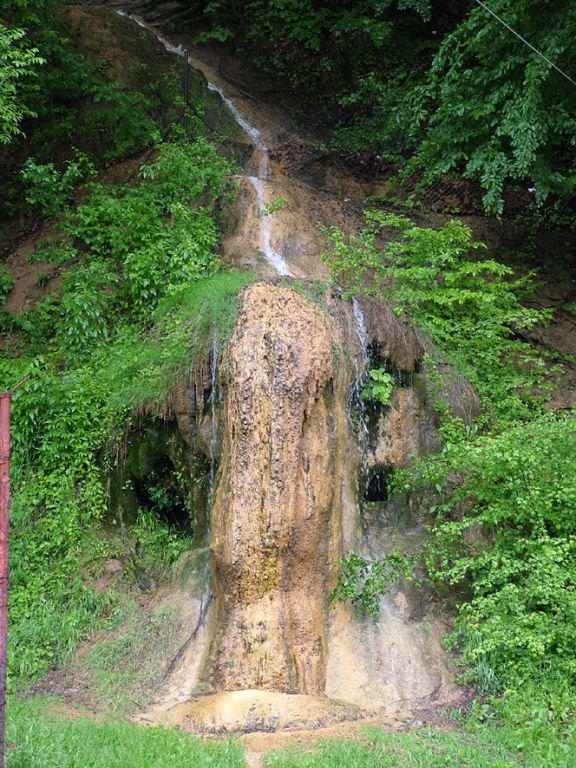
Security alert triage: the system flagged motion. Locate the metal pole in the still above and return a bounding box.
[0,392,10,768]
[0,375,27,768]
[183,49,190,137]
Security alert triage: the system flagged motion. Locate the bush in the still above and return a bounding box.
[21,152,95,218]
[395,413,576,693]
[322,210,557,429]
[325,210,576,749]
[0,24,43,143]
[0,132,247,686]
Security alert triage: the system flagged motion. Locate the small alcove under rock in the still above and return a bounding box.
[363,464,391,502]
[106,417,211,540]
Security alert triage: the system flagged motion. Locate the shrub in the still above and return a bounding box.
[321,210,557,429]
[21,152,95,218]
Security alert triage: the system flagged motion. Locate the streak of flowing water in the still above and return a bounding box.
[207,332,218,523]
[117,10,290,276]
[204,84,291,274]
[249,176,291,276]
[351,298,370,441]
[352,299,369,369]
[207,82,264,149]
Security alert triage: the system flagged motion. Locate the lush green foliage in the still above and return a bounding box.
[198,0,576,215]
[3,273,252,684]
[0,1,186,227]
[7,697,245,768]
[332,549,411,619]
[0,134,252,685]
[337,413,576,706]
[21,151,95,217]
[325,211,576,756]
[0,23,43,143]
[361,368,394,406]
[407,0,576,214]
[322,210,556,430]
[396,413,576,690]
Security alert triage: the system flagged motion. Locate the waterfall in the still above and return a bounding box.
[117,10,291,277]
[114,7,461,729]
[351,298,370,442]
[352,299,368,369]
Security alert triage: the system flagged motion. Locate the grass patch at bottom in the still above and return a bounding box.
[7,697,244,768]
[266,727,522,768]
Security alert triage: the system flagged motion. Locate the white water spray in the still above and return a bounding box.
[350,298,370,443]
[352,299,369,368]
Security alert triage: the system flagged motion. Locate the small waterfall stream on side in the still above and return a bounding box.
[351,297,370,439]
[207,331,218,519]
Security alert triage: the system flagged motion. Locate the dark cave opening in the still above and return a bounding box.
[363,466,391,502]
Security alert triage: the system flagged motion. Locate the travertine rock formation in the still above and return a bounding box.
[207,283,340,694]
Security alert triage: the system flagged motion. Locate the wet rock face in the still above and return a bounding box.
[367,387,437,470]
[208,283,337,694]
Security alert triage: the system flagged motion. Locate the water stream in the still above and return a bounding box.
[207,331,218,520]
[118,9,291,276]
[351,298,370,443]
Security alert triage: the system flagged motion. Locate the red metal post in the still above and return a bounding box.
[0,392,10,768]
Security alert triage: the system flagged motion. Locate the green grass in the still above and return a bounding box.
[10,696,576,768]
[266,727,522,768]
[7,697,244,768]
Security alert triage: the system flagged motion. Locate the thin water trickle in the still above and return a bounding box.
[207,332,218,523]
[350,298,370,441]
[352,299,368,368]
[117,10,290,276]
[205,84,290,273]
[249,176,291,276]
[207,82,264,149]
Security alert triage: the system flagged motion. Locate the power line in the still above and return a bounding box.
[473,0,576,88]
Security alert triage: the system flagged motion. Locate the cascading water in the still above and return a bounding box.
[117,9,290,277]
[352,299,369,367]
[350,298,370,443]
[248,174,291,276]
[204,83,290,275]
